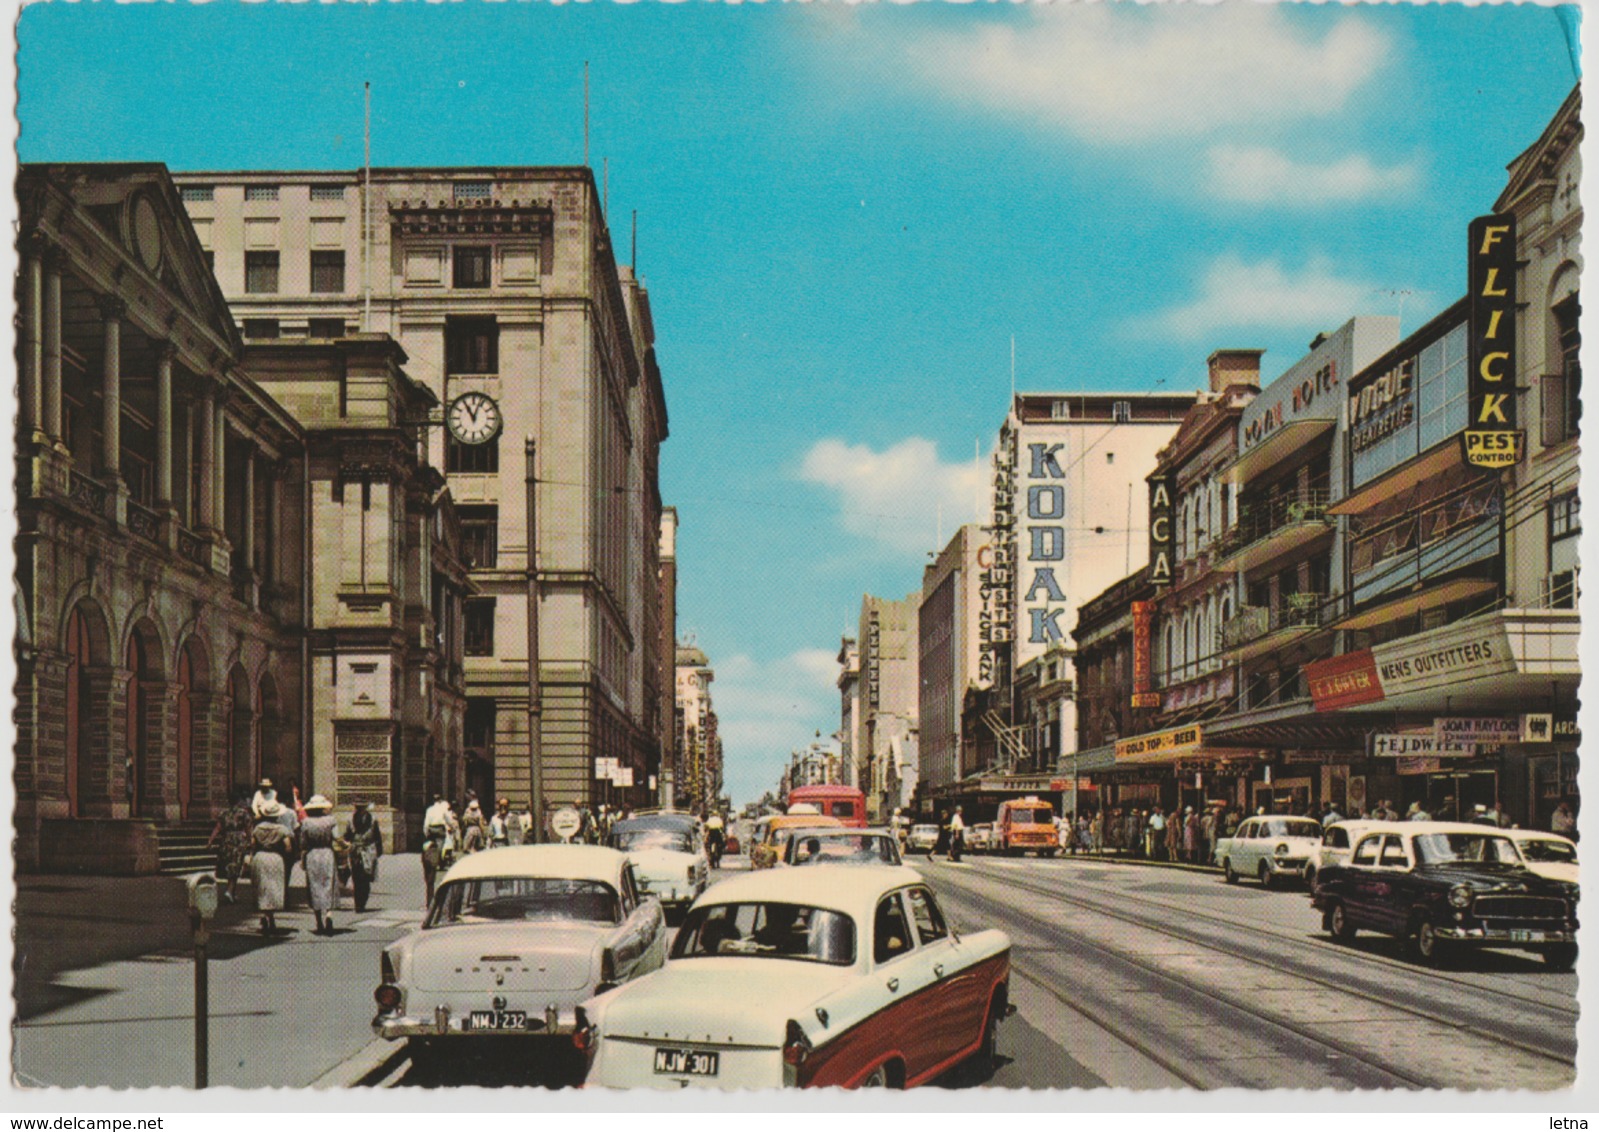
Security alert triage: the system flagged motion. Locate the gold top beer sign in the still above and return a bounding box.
[1463,214,1521,468]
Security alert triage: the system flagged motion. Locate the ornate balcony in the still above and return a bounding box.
[126,498,161,543]
[1219,592,1327,662]
[1214,488,1332,573]
[67,469,115,523]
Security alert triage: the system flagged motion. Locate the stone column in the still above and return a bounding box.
[242,447,256,571]
[98,296,125,485]
[186,690,228,819]
[140,681,182,821]
[156,344,175,508]
[21,246,42,440]
[78,664,131,819]
[42,251,65,448]
[198,388,217,532]
[214,402,228,542]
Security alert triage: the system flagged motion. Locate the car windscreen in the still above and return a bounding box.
[1517,839,1578,864]
[1413,833,1522,866]
[610,829,695,854]
[672,901,856,966]
[427,877,620,927]
[1008,808,1050,825]
[1262,819,1320,839]
[788,835,899,865]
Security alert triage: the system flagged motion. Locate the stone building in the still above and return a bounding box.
[856,592,919,823]
[175,167,671,819]
[917,524,984,795]
[674,641,721,813]
[14,163,470,870]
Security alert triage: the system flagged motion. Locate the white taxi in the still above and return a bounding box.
[1504,829,1579,885]
[1214,815,1323,888]
[575,866,1012,1089]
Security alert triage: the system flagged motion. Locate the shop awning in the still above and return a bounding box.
[1219,418,1334,485]
[1331,577,1498,631]
[1329,441,1465,516]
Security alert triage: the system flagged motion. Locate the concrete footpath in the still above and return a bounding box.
[14,854,429,1088]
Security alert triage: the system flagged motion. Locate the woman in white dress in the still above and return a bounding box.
[298,794,341,935]
[250,801,293,934]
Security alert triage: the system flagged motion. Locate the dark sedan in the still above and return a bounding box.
[1312,821,1578,969]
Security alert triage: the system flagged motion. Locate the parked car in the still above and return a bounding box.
[372,845,668,1066]
[725,833,742,857]
[608,816,710,913]
[906,824,940,853]
[1214,815,1323,887]
[783,828,903,867]
[750,814,844,870]
[1308,820,1394,889]
[965,824,994,854]
[1312,821,1579,969]
[1503,829,1579,885]
[575,866,1013,1089]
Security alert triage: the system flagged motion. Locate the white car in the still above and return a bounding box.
[608,816,709,912]
[1214,815,1323,888]
[906,824,940,852]
[965,824,995,854]
[1309,820,1397,889]
[576,866,1012,1089]
[1504,829,1579,884]
[373,845,668,1065]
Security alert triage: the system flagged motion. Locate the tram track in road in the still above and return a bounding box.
[953,857,1579,1038]
[929,862,1576,1089]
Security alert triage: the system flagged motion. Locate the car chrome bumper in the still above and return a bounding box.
[374,1004,580,1039]
[1436,926,1576,943]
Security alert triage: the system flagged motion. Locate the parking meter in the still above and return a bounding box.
[185,873,217,1087]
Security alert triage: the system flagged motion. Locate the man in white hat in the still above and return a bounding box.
[251,777,277,818]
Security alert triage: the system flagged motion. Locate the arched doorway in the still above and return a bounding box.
[227,665,254,793]
[257,671,289,789]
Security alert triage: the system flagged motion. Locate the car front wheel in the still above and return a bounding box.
[1545,943,1578,971]
[1412,918,1449,966]
[1222,859,1238,885]
[1258,861,1274,890]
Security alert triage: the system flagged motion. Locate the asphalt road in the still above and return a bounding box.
[918,854,1579,1090]
[392,852,1578,1090]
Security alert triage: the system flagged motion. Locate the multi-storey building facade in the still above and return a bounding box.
[176,167,671,818]
[674,642,721,813]
[917,525,984,795]
[856,593,919,823]
[657,507,679,806]
[836,635,862,791]
[14,164,470,870]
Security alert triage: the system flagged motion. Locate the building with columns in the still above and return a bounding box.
[175,167,672,822]
[14,163,471,871]
[674,641,721,813]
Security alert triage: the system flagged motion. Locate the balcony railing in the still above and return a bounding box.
[126,498,161,543]
[1348,479,1499,577]
[1219,591,1327,652]
[1216,488,1331,564]
[177,526,208,567]
[67,470,114,522]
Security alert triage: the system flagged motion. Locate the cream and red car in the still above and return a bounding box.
[372,845,667,1063]
[749,814,844,870]
[575,866,1012,1089]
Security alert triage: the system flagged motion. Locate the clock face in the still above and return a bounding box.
[130,194,163,272]
[448,392,502,446]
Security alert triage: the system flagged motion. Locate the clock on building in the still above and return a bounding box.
[447,392,502,446]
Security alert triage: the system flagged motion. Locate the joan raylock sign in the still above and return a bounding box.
[1463,213,1522,468]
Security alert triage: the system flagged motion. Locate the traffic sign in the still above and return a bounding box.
[550,807,582,843]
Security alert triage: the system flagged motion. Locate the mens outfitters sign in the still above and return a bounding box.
[1464,214,1521,467]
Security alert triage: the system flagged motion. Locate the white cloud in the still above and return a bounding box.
[908,6,1390,144]
[799,436,985,554]
[1136,254,1418,340]
[711,649,843,795]
[1207,145,1420,206]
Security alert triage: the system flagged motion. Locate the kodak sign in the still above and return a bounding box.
[1463,214,1522,468]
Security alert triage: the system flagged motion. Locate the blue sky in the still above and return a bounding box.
[18,2,1579,805]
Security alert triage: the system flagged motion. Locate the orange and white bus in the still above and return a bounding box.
[996,796,1058,856]
[787,784,868,829]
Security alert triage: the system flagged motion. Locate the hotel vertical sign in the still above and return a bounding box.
[1131,600,1159,708]
[1147,475,1173,588]
[1463,214,1521,467]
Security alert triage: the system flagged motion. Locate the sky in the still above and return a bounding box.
[16,1,1581,806]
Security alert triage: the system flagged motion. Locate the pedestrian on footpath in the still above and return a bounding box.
[1126,809,1144,859]
[250,777,277,818]
[1553,801,1577,840]
[421,793,452,906]
[489,797,515,848]
[250,801,294,934]
[460,798,488,853]
[1166,808,1182,861]
[1407,800,1431,822]
[1090,810,1104,854]
[208,787,254,904]
[299,794,341,935]
[1182,807,1199,863]
[947,806,966,863]
[343,801,384,913]
[1146,807,1166,861]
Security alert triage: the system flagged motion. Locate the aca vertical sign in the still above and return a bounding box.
[1463,214,1521,468]
[1147,475,1173,588]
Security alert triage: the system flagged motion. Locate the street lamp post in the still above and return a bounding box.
[526,438,544,840]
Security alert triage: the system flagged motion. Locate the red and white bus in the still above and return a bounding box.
[787,784,868,829]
